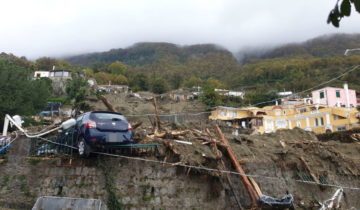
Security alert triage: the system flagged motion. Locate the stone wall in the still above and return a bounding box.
[0,138,233,209]
[0,157,232,210]
[1,137,360,209]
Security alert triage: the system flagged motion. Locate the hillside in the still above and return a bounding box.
[239,33,360,62]
[63,35,360,106]
[65,42,234,67]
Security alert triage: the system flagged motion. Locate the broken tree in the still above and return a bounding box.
[214,125,261,207]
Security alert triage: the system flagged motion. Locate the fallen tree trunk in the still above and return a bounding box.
[152,97,161,133]
[300,156,321,185]
[214,125,260,207]
[98,95,116,112]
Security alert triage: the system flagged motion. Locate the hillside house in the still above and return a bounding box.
[277,91,293,98]
[169,91,196,101]
[209,104,359,134]
[214,89,245,99]
[97,85,130,94]
[311,83,357,108]
[33,71,50,78]
[49,70,71,79]
[49,70,72,95]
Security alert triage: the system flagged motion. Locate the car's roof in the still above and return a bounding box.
[87,111,123,115]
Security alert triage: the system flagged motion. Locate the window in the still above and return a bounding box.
[315,118,319,126]
[54,71,63,77]
[253,118,263,127]
[337,126,346,131]
[320,117,324,126]
[63,71,69,77]
[320,91,325,99]
[336,90,341,98]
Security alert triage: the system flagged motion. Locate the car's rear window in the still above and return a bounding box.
[90,113,126,121]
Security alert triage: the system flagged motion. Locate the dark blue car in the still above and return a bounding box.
[74,111,135,157]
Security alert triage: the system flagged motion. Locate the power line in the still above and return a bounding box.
[124,65,359,117]
[250,65,360,107]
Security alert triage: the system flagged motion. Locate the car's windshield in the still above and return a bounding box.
[90,113,126,121]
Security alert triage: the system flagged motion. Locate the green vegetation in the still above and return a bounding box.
[0,54,52,122]
[142,195,151,202]
[1,34,360,115]
[65,74,91,115]
[2,175,10,186]
[27,158,41,165]
[98,159,123,210]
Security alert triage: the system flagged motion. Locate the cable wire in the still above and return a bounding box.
[32,135,360,191]
[249,65,359,107]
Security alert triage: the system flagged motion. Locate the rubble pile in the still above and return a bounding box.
[131,119,360,208]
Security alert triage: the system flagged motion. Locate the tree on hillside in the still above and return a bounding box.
[151,77,168,94]
[168,72,183,89]
[200,82,222,106]
[65,74,90,115]
[183,76,203,88]
[35,57,57,70]
[206,78,226,89]
[328,0,360,27]
[94,72,128,85]
[243,90,278,107]
[0,60,52,118]
[130,73,149,91]
[108,61,127,75]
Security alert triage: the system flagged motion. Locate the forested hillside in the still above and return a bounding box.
[2,33,360,109]
[239,33,360,62]
[66,42,234,67]
[64,34,360,95]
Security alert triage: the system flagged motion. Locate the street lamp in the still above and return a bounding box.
[344,48,360,56]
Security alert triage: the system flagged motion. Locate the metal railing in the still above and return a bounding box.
[29,128,75,157]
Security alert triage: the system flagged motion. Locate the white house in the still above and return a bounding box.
[33,71,50,78]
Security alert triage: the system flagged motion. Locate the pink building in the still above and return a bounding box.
[312,84,357,108]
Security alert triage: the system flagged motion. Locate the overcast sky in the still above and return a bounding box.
[1,0,360,59]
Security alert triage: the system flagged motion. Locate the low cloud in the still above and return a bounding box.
[1,0,360,59]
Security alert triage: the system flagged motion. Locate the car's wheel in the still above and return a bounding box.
[78,137,91,157]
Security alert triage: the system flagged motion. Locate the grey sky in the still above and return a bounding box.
[1,0,360,59]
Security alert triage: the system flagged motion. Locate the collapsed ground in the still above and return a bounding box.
[1,92,360,209]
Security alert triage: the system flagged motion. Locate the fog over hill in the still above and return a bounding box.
[237,33,360,63]
[65,33,360,66]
